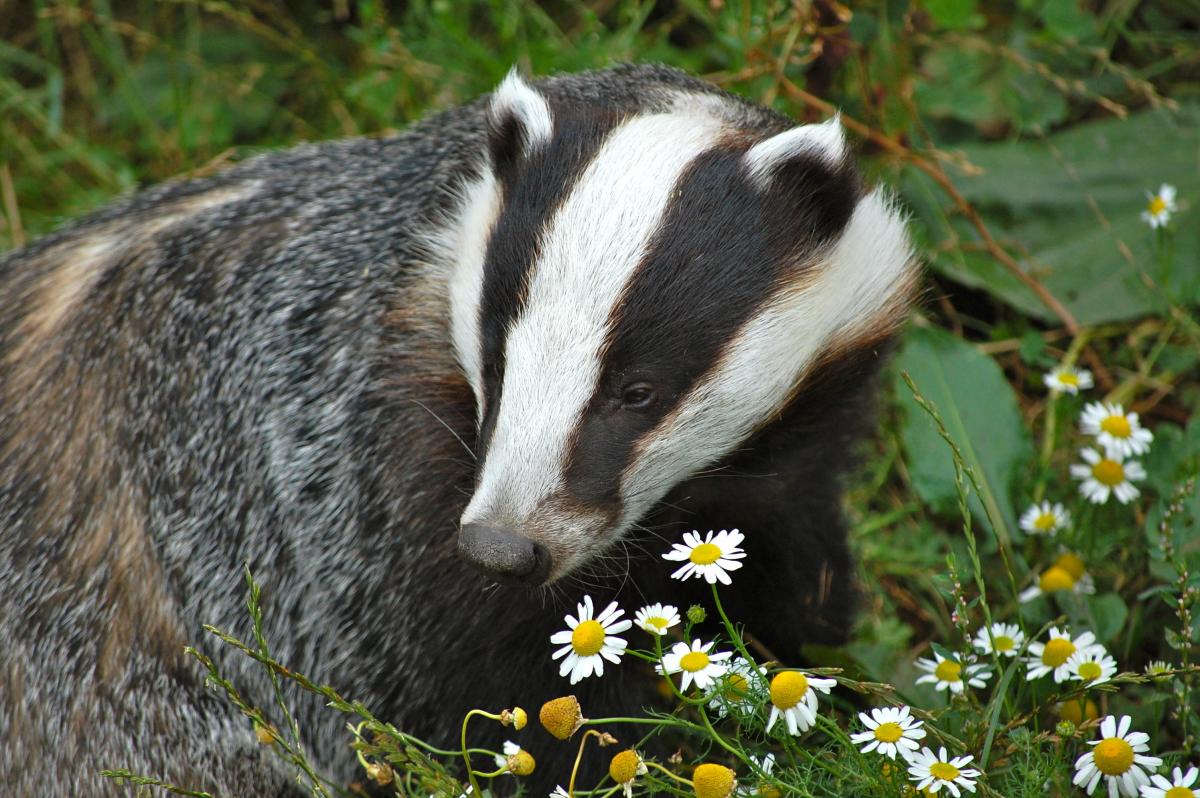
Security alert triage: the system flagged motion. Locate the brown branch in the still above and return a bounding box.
[779,78,1081,335]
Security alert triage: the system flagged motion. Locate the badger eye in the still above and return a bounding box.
[620,382,657,410]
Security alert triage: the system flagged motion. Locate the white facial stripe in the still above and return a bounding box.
[620,186,913,525]
[461,111,727,530]
[744,116,846,186]
[444,172,502,418]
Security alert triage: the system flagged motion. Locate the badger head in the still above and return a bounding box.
[444,71,915,587]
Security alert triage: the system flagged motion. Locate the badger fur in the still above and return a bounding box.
[0,64,915,795]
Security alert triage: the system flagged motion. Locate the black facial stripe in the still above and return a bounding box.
[475,105,620,465]
[563,143,860,508]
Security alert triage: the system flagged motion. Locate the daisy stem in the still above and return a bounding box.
[471,766,508,778]
[585,717,679,726]
[710,583,757,666]
[644,761,692,787]
[568,730,608,797]
[460,709,494,797]
[696,704,745,762]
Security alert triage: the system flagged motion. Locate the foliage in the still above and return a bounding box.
[4,1,1197,796]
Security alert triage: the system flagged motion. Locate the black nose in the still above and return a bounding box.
[457,524,551,586]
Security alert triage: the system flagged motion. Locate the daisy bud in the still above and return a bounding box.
[253,723,276,746]
[687,605,707,624]
[693,763,736,798]
[501,707,527,730]
[365,762,394,786]
[506,749,536,776]
[1055,720,1076,738]
[597,732,619,747]
[539,696,585,741]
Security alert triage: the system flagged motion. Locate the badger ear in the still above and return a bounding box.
[487,69,554,173]
[743,115,847,186]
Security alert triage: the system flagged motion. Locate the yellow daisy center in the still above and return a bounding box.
[1078,661,1103,681]
[874,722,904,743]
[722,672,749,701]
[507,750,536,776]
[1093,737,1134,776]
[1092,458,1125,487]
[1055,552,1086,580]
[934,659,962,683]
[1042,638,1076,667]
[1100,415,1132,438]
[1058,372,1079,386]
[1058,698,1098,724]
[929,762,961,782]
[646,616,669,629]
[571,620,606,656]
[693,763,736,798]
[992,635,1015,652]
[680,651,711,673]
[769,671,809,709]
[538,695,584,741]
[690,542,722,565]
[1033,512,1058,531]
[1149,196,1167,216]
[1165,787,1194,798]
[1039,566,1076,593]
[609,750,641,784]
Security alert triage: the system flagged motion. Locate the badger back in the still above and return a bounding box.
[443,72,917,585]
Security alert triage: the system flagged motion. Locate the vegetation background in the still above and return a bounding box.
[1,1,1197,796]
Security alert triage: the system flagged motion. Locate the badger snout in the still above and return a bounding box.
[457,524,552,586]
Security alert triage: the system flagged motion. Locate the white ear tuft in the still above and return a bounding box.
[743,115,846,185]
[488,68,554,159]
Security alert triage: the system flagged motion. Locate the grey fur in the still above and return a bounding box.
[0,65,904,795]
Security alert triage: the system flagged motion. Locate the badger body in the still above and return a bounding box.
[0,65,914,795]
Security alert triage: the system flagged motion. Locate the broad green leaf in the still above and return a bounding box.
[895,326,1033,543]
[1087,593,1128,643]
[918,104,1200,324]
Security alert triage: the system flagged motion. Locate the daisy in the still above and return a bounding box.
[972,622,1025,658]
[657,638,732,692]
[1018,552,1096,603]
[907,746,981,797]
[662,529,746,585]
[1072,447,1146,504]
[608,749,647,798]
[1045,365,1094,395]
[1074,715,1162,797]
[549,595,632,684]
[1081,402,1154,458]
[1019,501,1070,536]
[1141,184,1177,229]
[634,602,681,635]
[850,705,926,760]
[1067,647,1119,686]
[1026,627,1101,683]
[709,657,768,720]
[550,788,570,798]
[915,651,992,694]
[764,670,836,736]
[1141,766,1200,798]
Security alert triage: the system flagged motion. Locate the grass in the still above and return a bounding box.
[4,1,1198,796]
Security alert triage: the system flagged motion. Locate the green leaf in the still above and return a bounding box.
[1087,593,1128,643]
[923,0,984,30]
[895,326,1033,544]
[921,104,1200,324]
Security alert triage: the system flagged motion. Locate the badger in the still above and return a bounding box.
[0,64,915,795]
